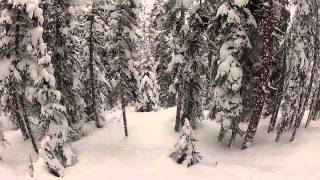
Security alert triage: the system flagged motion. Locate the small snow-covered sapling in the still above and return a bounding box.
[169,119,202,167]
[28,155,34,178]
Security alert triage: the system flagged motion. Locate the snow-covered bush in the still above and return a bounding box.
[137,62,159,112]
[169,119,202,167]
[39,135,77,177]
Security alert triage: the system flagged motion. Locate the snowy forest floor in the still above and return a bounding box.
[1,107,320,180]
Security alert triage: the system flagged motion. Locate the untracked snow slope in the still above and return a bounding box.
[0,107,320,180]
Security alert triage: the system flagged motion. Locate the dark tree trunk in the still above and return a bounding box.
[13,10,29,140]
[88,14,102,128]
[268,99,280,133]
[242,0,273,149]
[218,125,224,142]
[121,93,128,137]
[19,95,38,153]
[181,79,196,129]
[174,86,182,132]
[13,95,29,140]
[174,6,186,132]
[54,2,63,92]
[229,120,238,148]
[275,115,287,142]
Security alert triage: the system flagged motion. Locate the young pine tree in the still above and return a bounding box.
[169,118,202,167]
[107,0,141,137]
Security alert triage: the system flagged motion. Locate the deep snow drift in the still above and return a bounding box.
[0,107,319,180]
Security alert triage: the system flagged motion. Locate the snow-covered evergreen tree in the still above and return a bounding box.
[36,44,78,177]
[169,118,202,167]
[150,0,175,108]
[137,14,159,112]
[306,0,320,127]
[265,0,290,133]
[0,0,45,153]
[158,0,191,131]
[106,0,140,137]
[0,0,77,176]
[41,0,87,138]
[33,15,77,180]
[180,0,212,129]
[276,0,314,142]
[206,0,225,109]
[81,1,113,128]
[208,1,256,147]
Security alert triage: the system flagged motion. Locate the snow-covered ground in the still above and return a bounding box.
[0,58,11,81]
[1,107,319,180]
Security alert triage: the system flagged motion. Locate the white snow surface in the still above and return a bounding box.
[0,58,12,80]
[0,107,319,180]
[234,0,249,7]
[1,0,319,179]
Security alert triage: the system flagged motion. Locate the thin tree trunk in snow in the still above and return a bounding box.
[175,86,182,132]
[121,92,128,137]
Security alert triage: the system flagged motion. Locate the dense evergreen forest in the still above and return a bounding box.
[0,0,319,178]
